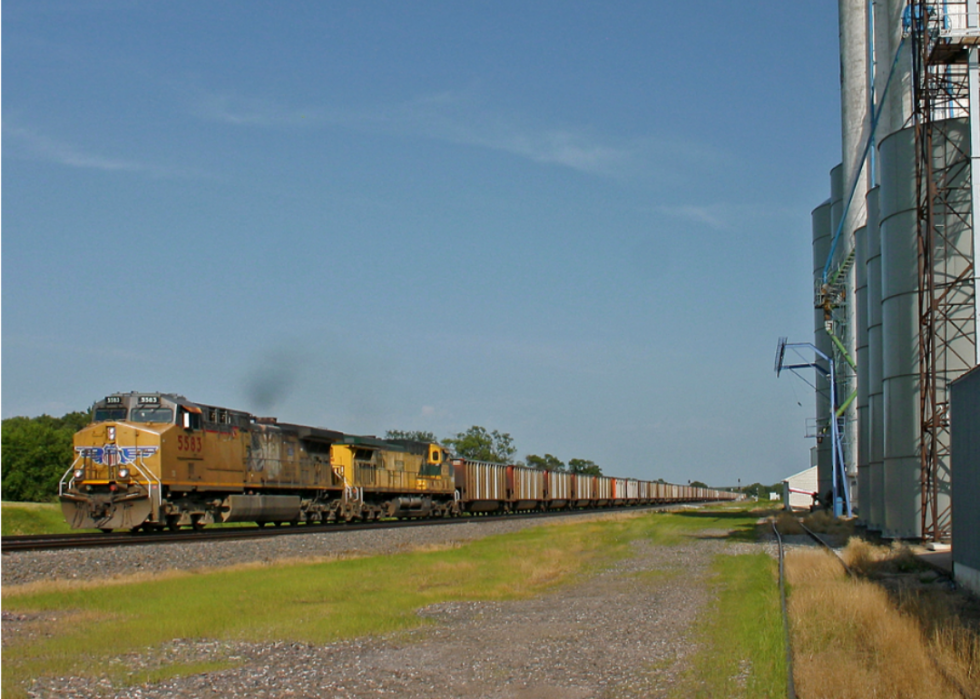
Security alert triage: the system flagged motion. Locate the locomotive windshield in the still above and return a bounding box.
[130,407,174,423]
[93,407,127,422]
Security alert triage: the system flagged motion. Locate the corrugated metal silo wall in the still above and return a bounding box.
[856,215,869,523]
[878,125,921,539]
[951,365,980,593]
[865,186,885,531]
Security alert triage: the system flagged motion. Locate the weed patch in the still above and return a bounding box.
[670,553,786,698]
[801,510,855,545]
[785,546,975,698]
[774,511,805,536]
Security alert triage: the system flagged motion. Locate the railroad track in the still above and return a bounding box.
[1,503,692,553]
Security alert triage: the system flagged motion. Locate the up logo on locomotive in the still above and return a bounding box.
[74,445,159,466]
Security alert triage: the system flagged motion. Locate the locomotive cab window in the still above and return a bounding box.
[131,407,174,423]
[94,407,127,422]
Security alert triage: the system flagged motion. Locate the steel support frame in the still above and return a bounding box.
[909,0,977,541]
[775,338,853,517]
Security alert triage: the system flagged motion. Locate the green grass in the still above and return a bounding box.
[643,507,763,545]
[1,501,258,535]
[2,505,766,698]
[670,552,787,698]
[1,502,79,535]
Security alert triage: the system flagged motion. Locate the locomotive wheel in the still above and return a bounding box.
[99,528,114,534]
[191,516,205,531]
[166,516,180,532]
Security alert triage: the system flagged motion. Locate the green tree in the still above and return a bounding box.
[567,458,602,476]
[443,426,516,463]
[526,453,565,471]
[60,411,92,433]
[2,411,91,502]
[385,430,437,443]
[690,480,709,489]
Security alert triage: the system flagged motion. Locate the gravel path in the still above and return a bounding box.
[3,511,774,699]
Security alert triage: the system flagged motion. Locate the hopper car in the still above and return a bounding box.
[59,392,738,532]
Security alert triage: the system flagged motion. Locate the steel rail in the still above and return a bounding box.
[1,502,705,553]
[771,521,797,699]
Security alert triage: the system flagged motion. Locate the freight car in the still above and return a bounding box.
[59,392,737,532]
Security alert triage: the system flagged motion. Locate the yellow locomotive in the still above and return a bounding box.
[60,392,455,531]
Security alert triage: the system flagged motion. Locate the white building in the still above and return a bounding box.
[782,466,818,512]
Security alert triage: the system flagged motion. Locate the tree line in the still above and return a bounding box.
[386,425,603,475]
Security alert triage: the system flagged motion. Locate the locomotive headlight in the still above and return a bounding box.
[118,467,130,479]
[73,469,84,480]
[107,427,116,441]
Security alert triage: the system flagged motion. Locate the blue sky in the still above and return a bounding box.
[3,1,842,486]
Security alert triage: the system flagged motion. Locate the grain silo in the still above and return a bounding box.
[793,0,977,542]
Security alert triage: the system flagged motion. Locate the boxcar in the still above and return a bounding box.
[572,474,594,507]
[508,465,545,511]
[594,475,613,507]
[544,470,573,509]
[453,459,508,513]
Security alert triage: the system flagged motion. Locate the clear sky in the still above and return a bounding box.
[2,1,842,487]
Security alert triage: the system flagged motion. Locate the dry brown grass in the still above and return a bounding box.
[839,537,921,577]
[787,544,980,699]
[774,510,805,536]
[893,582,980,696]
[801,509,856,544]
[787,548,955,698]
[929,621,980,695]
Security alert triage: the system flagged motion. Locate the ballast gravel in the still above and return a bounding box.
[3,511,780,699]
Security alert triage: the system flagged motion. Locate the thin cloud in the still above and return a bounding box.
[185,86,733,181]
[187,86,634,177]
[4,124,143,172]
[381,90,632,176]
[652,201,805,231]
[656,204,729,230]
[452,125,630,175]
[188,89,318,127]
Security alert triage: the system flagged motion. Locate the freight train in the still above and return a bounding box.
[59,392,738,532]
